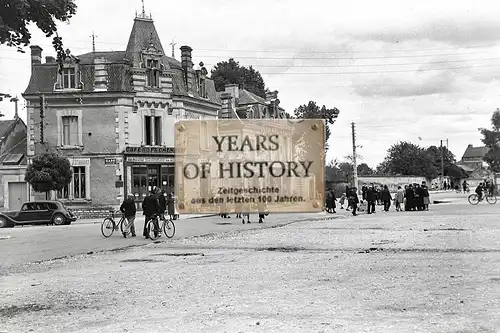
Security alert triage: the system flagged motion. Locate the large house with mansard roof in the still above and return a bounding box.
[22,11,221,210]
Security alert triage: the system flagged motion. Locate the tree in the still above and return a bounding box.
[325,160,345,183]
[357,163,374,176]
[379,141,438,179]
[479,108,500,172]
[337,162,354,184]
[210,58,267,98]
[426,145,455,168]
[25,153,73,198]
[0,0,77,73]
[293,101,340,151]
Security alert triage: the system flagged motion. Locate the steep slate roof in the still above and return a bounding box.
[462,145,489,159]
[0,119,17,139]
[0,118,27,165]
[77,51,129,64]
[24,62,132,94]
[124,17,182,70]
[238,89,267,105]
[24,16,219,107]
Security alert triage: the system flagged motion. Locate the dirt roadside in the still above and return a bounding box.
[1,212,500,333]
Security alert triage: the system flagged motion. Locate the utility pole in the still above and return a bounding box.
[351,122,358,191]
[440,140,445,189]
[91,31,97,53]
[446,138,449,151]
[170,40,177,58]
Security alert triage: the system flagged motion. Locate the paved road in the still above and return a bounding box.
[0,212,333,267]
[0,191,488,268]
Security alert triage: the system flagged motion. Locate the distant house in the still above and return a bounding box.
[0,117,30,211]
[460,144,489,170]
[457,144,495,188]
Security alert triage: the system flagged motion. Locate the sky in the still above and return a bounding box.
[1,0,499,168]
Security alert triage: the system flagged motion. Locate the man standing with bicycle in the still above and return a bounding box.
[120,194,137,238]
[142,189,161,239]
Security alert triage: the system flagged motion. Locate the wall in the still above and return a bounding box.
[126,105,177,148]
[89,157,120,206]
[0,166,29,210]
[358,176,427,193]
[30,101,118,154]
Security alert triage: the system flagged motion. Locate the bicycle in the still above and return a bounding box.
[101,210,128,238]
[468,193,497,205]
[145,213,176,240]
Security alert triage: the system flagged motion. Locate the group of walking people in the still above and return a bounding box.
[325,181,431,216]
[119,188,177,239]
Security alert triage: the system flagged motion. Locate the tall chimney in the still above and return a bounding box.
[219,93,233,119]
[93,57,108,91]
[225,84,239,111]
[30,45,43,69]
[180,45,194,91]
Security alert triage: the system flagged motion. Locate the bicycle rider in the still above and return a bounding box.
[475,182,484,201]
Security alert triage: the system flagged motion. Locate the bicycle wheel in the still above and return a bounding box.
[163,219,176,238]
[101,218,115,237]
[147,218,161,240]
[486,195,497,204]
[119,217,130,235]
[468,194,479,205]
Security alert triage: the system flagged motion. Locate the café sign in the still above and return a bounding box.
[127,156,174,163]
[174,119,325,215]
[125,146,174,154]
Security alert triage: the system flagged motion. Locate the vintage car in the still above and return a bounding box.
[0,200,77,228]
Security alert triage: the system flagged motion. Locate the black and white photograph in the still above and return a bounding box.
[1,0,500,332]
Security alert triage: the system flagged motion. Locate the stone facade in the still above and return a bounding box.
[22,13,221,210]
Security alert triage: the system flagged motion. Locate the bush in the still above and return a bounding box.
[25,153,73,193]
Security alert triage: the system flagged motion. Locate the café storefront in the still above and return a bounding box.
[123,146,175,204]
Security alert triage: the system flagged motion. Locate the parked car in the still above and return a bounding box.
[0,201,77,228]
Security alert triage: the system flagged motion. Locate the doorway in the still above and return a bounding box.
[8,182,27,211]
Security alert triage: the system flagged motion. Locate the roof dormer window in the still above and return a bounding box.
[146,58,160,88]
[199,77,207,99]
[54,50,82,91]
[62,68,77,89]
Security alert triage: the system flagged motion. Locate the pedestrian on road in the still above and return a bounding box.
[405,185,415,211]
[381,185,392,212]
[348,187,359,216]
[120,194,137,238]
[414,184,423,211]
[339,193,346,209]
[395,186,404,211]
[366,183,376,214]
[421,182,430,211]
[166,192,175,220]
[142,189,161,239]
[361,184,368,201]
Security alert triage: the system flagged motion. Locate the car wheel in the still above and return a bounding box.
[52,213,66,226]
[0,216,9,228]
